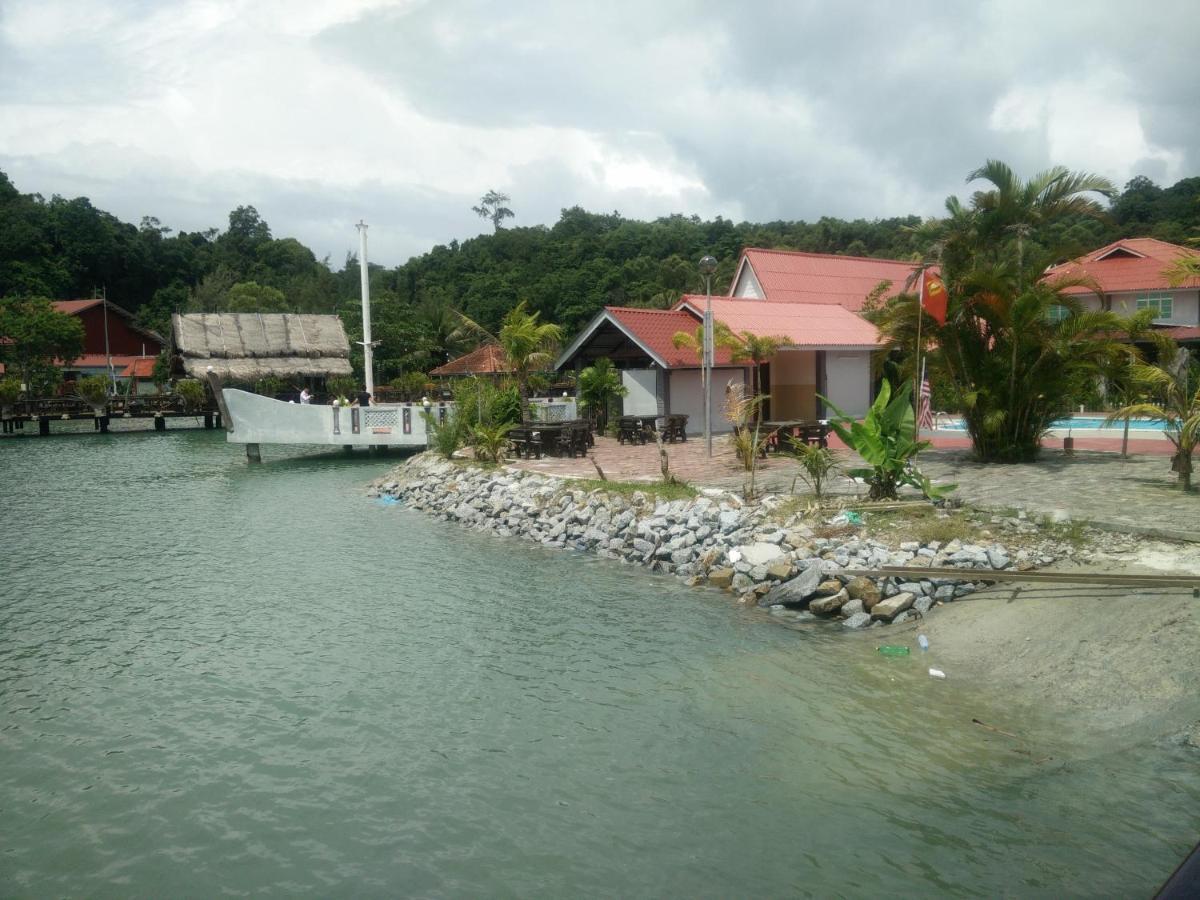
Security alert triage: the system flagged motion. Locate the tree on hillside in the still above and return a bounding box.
[225,281,289,312]
[874,160,1125,463]
[472,190,514,232]
[0,296,85,394]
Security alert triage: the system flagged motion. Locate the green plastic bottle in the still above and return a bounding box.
[877,645,910,657]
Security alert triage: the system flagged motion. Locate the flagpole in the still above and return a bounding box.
[913,266,925,441]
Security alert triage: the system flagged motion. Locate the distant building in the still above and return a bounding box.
[52,299,164,394]
[1045,237,1200,345]
[556,248,915,429]
[429,343,513,379]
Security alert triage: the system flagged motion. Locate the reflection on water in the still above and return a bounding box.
[1,431,1196,896]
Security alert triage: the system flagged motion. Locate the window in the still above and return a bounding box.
[1046,304,1070,322]
[1136,295,1174,320]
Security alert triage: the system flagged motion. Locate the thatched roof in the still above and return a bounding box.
[173,313,353,380]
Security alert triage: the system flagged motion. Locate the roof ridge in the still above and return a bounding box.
[743,247,918,266]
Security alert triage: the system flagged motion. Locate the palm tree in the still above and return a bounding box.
[1103,334,1199,491]
[577,357,626,430]
[497,301,563,420]
[670,320,736,362]
[729,332,790,397]
[874,160,1124,463]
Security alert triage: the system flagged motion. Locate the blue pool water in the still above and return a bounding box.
[939,416,1168,432]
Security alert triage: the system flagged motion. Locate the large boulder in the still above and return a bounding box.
[845,576,882,609]
[843,612,872,629]
[809,588,850,615]
[708,568,735,589]
[758,564,823,608]
[735,542,785,567]
[870,592,915,621]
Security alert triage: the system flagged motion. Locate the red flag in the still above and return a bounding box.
[921,270,948,325]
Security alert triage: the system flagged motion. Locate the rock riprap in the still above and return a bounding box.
[372,455,1069,629]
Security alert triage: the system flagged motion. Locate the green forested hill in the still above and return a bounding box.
[1,168,1197,383]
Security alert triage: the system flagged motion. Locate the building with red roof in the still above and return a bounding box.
[429,343,513,378]
[1044,238,1200,342]
[50,299,165,394]
[555,248,900,428]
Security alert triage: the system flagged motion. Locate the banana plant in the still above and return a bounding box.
[821,379,955,501]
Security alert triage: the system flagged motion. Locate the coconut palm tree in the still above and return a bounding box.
[497,301,563,420]
[577,357,626,430]
[670,321,736,363]
[1103,334,1199,491]
[874,160,1124,462]
[729,332,790,397]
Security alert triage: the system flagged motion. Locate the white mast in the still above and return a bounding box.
[356,221,374,398]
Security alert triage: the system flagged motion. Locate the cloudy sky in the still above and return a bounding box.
[1,0,1196,266]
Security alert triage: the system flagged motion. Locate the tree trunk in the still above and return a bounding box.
[1121,416,1130,458]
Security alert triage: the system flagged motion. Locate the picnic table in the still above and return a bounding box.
[508,420,592,459]
[617,414,689,445]
[762,420,830,452]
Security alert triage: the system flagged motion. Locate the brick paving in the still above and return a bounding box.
[507,432,1198,541]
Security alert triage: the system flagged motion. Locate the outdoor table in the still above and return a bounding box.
[763,420,830,452]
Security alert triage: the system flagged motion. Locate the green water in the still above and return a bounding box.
[1,431,1197,897]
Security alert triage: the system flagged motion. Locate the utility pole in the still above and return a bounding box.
[356,221,375,398]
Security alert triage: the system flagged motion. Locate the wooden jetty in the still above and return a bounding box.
[1,395,221,437]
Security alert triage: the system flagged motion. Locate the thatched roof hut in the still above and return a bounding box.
[172,313,353,381]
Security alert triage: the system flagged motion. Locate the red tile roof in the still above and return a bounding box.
[1163,326,1200,342]
[52,299,106,315]
[1046,238,1200,294]
[120,357,158,378]
[736,248,923,310]
[59,354,139,369]
[676,296,881,348]
[429,343,512,376]
[604,307,736,367]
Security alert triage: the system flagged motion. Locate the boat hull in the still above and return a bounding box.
[221,389,435,447]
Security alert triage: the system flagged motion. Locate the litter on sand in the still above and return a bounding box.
[929,668,946,679]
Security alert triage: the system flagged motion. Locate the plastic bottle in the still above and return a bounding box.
[917,634,929,652]
[877,645,910,657]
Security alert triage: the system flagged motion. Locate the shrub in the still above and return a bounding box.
[471,422,513,463]
[0,376,21,406]
[175,378,207,412]
[789,442,840,500]
[76,375,110,411]
[422,410,461,459]
[327,375,358,399]
[253,375,286,397]
[491,384,522,425]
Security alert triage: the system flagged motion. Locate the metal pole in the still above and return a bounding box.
[704,273,713,458]
[102,287,117,395]
[356,221,374,398]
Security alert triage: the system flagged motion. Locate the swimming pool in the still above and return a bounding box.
[937,416,1169,432]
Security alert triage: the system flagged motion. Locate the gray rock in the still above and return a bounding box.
[841,597,864,617]
[987,549,1011,569]
[871,591,915,620]
[718,510,742,532]
[809,588,849,615]
[933,584,956,602]
[914,595,934,614]
[893,611,911,624]
[736,541,785,566]
[632,538,655,554]
[732,573,754,592]
[759,563,823,608]
[843,612,872,629]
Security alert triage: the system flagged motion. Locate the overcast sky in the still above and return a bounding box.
[1,0,1197,267]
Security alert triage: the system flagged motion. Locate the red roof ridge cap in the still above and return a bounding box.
[743,247,919,266]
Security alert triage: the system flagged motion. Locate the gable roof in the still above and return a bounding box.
[733,248,922,310]
[554,306,738,370]
[1046,237,1200,294]
[675,296,880,348]
[429,343,512,376]
[52,298,164,343]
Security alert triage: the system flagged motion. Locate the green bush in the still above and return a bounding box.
[789,442,840,499]
[389,372,428,400]
[0,375,23,406]
[175,378,207,412]
[327,375,358,399]
[76,374,110,410]
[490,384,522,425]
[471,422,513,463]
[254,375,286,397]
[422,410,461,459]
[451,377,498,432]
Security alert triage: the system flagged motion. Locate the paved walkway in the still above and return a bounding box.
[507,434,1198,541]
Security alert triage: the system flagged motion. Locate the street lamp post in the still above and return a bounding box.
[699,255,717,457]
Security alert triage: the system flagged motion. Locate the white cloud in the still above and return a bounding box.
[1,0,1197,264]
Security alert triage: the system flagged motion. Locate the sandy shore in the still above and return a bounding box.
[886,540,1200,748]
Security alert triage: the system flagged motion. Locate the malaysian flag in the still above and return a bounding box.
[918,375,934,431]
